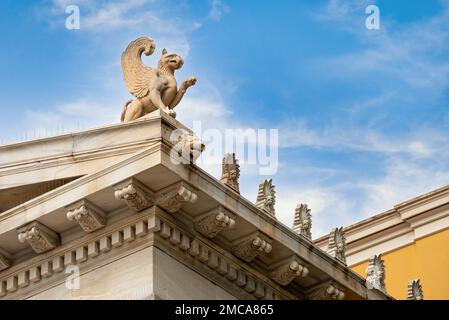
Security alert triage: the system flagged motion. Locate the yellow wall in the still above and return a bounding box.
[351,228,449,300]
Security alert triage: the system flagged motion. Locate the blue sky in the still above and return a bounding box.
[1,0,449,237]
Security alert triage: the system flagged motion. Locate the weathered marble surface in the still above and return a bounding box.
[0,110,390,300]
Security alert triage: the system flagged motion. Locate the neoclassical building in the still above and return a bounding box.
[0,36,394,300]
[315,185,449,300]
[0,110,393,300]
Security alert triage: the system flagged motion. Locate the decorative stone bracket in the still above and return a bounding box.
[232,232,272,262]
[0,253,10,272]
[307,281,346,300]
[155,181,197,213]
[114,178,154,213]
[269,256,309,286]
[194,206,236,238]
[17,221,60,254]
[67,199,107,233]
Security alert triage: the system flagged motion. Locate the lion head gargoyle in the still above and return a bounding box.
[120,36,197,122]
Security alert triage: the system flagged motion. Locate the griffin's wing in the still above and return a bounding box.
[121,37,156,99]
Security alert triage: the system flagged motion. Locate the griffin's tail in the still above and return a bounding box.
[121,100,134,122]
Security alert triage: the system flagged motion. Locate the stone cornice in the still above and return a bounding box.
[0,143,161,228]
[0,110,194,192]
[0,110,387,300]
[0,209,157,298]
[0,146,375,299]
[150,208,295,300]
[395,184,449,213]
[0,110,184,167]
[162,158,372,298]
[0,207,295,300]
[0,141,159,180]
[314,192,449,266]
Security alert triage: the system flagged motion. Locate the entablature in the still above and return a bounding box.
[0,111,388,300]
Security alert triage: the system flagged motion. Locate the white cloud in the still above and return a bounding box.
[208,0,229,21]
[275,186,356,238]
[313,0,350,22]
[176,95,232,128]
[315,0,449,93]
[269,153,449,239]
[44,0,201,55]
[312,0,373,25]
[263,1,449,237]
[21,99,118,140]
[23,0,449,239]
[81,0,150,30]
[356,156,449,217]
[278,118,440,158]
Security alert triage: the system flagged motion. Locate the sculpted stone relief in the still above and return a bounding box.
[67,200,107,233]
[366,254,386,293]
[292,203,312,240]
[17,221,60,254]
[121,37,197,122]
[194,206,236,238]
[308,281,346,300]
[220,153,240,193]
[270,256,309,286]
[255,179,276,218]
[407,279,424,300]
[114,178,154,213]
[327,227,346,265]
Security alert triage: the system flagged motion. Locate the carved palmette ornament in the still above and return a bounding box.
[194,206,236,238]
[17,221,60,254]
[366,254,386,293]
[292,203,312,240]
[0,253,10,271]
[67,200,106,233]
[256,179,276,218]
[155,181,197,213]
[232,233,272,262]
[220,153,240,193]
[308,281,346,300]
[270,256,309,286]
[114,178,154,212]
[407,279,424,300]
[327,227,346,265]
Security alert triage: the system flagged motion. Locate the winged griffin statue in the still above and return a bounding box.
[120,37,197,122]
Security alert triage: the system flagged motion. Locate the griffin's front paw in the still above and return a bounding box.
[184,77,197,88]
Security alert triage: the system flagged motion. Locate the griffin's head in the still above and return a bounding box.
[158,48,184,72]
